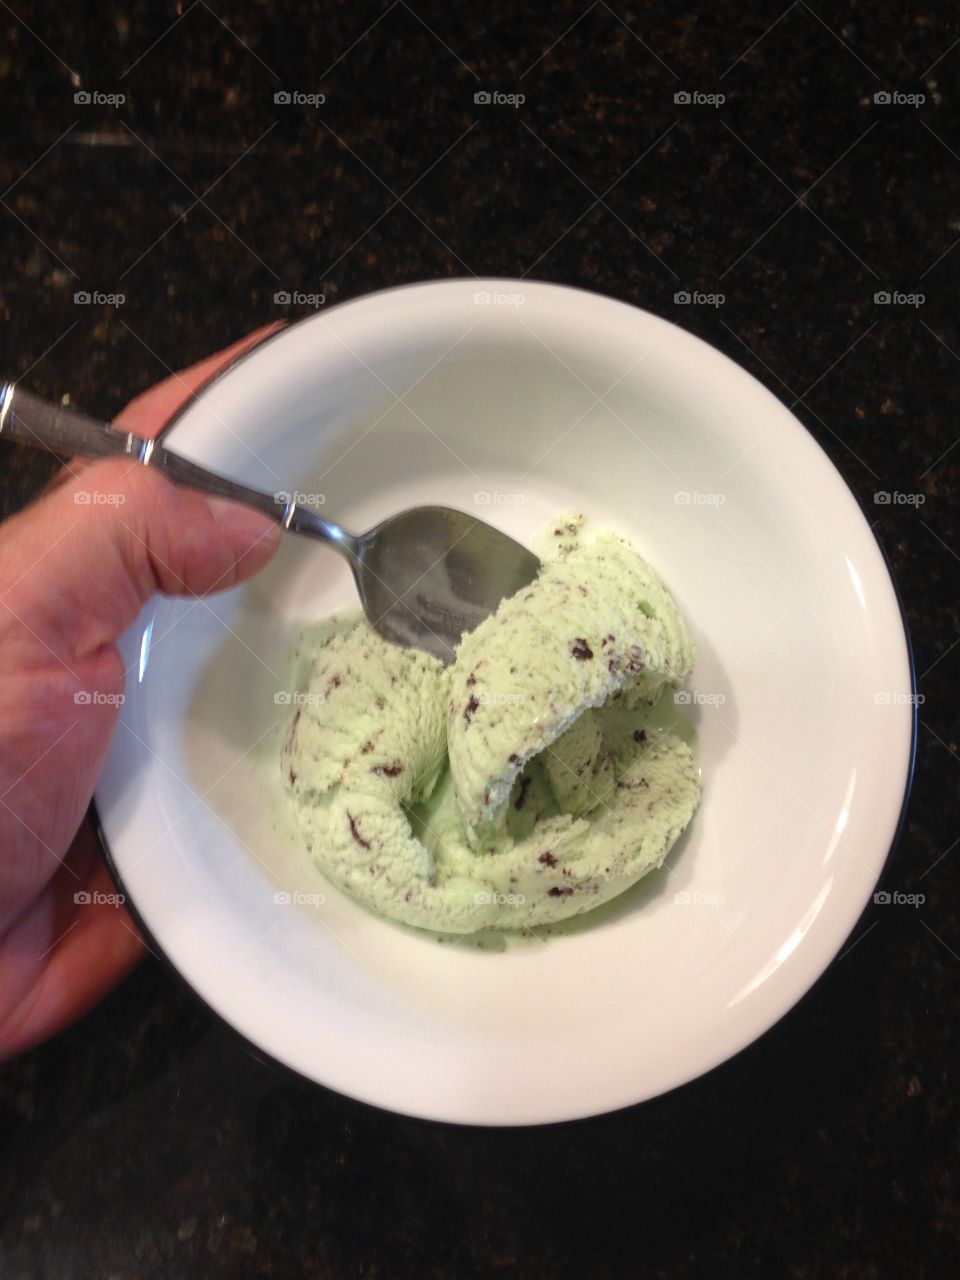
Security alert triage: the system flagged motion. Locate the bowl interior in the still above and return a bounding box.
[97,280,913,1124]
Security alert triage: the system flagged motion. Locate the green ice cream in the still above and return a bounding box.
[448,517,697,847]
[282,515,700,933]
[541,710,613,817]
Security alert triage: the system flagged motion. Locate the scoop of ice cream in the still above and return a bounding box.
[282,622,449,892]
[283,622,448,804]
[421,717,700,931]
[447,515,696,846]
[281,515,701,934]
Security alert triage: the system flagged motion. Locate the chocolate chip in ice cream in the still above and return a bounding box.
[347,813,371,850]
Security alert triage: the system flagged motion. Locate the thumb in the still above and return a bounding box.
[0,457,281,665]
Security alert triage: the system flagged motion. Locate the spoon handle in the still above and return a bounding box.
[1,382,145,462]
[1,381,286,525]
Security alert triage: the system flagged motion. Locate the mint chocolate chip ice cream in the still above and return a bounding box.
[282,516,700,933]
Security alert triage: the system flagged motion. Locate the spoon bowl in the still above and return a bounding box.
[343,505,540,660]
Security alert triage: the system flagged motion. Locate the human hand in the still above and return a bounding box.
[0,325,284,1060]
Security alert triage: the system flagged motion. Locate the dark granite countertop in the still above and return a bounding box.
[1,3,958,1277]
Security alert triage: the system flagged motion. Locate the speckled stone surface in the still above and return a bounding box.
[1,3,958,1277]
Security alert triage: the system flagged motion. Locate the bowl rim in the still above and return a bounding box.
[95,276,918,1126]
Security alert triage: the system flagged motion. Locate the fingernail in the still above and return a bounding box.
[207,497,282,559]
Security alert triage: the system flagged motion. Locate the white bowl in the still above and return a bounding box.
[97,279,915,1125]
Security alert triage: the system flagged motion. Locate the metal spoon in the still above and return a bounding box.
[0,382,540,662]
